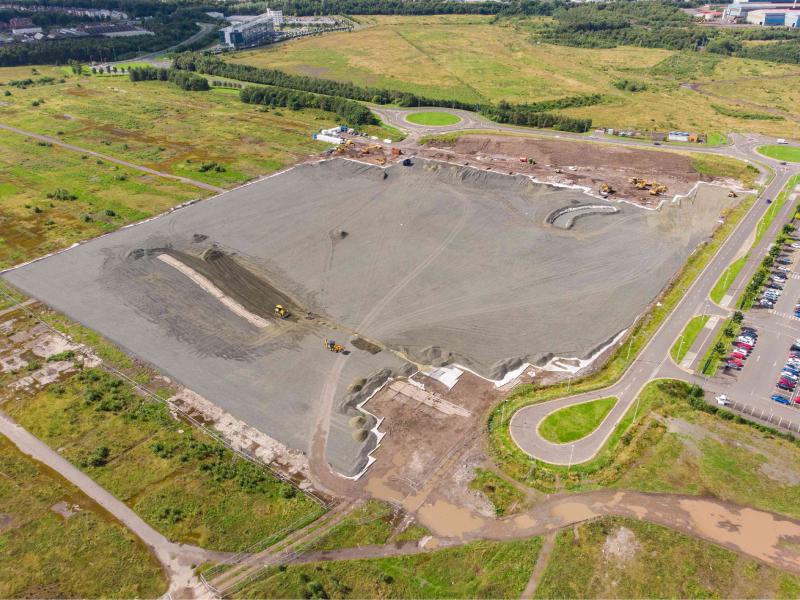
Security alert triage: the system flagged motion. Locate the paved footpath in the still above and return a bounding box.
[0,411,230,598]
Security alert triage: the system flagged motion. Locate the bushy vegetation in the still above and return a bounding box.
[6,365,324,551]
[176,52,595,132]
[226,0,564,17]
[240,84,376,125]
[711,103,783,121]
[534,0,800,65]
[129,66,209,91]
[612,78,647,92]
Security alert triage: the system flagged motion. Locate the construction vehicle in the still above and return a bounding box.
[519,156,528,163]
[649,183,668,196]
[274,304,289,319]
[599,183,614,196]
[325,339,344,353]
[391,147,403,156]
[376,157,386,165]
[728,190,738,198]
[402,158,412,167]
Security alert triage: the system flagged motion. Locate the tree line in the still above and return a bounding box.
[0,7,212,66]
[222,0,563,17]
[173,52,597,132]
[129,65,209,90]
[536,0,800,64]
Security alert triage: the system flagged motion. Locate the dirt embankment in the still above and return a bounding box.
[419,134,719,207]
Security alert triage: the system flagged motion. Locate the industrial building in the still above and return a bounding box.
[745,7,800,24]
[219,9,283,49]
[725,0,800,23]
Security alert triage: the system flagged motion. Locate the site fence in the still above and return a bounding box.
[726,398,800,436]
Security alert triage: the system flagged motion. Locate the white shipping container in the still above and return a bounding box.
[316,134,344,144]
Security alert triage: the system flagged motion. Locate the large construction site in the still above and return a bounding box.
[2,154,739,479]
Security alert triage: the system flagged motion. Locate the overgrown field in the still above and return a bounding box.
[0,66,340,188]
[3,365,324,551]
[0,436,167,598]
[230,15,799,137]
[235,537,543,598]
[535,517,800,598]
[0,129,203,269]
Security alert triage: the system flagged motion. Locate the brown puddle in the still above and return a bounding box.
[679,499,800,571]
[416,499,485,538]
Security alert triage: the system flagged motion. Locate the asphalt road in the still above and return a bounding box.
[507,146,797,464]
[373,105,800,464]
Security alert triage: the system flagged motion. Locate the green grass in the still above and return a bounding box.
[468,469,527,516]
[0,435,167,598]
[534,517,800,599]
[229,15,800,138]
[0,129,204,269]
[235,537,543,599]
[305,500,396,552]
[710,255,748,304]
[3,366,324,552]
[699,317,737,376]
[690,154,760,188]
[0,68,340,189]
[405,111,461,126]
[488,187,756,489]
[538,397,617,444]
[670,315,710,364]
[759,144,800,163]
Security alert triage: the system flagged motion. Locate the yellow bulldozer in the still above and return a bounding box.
[599,182,614,196]
[649,183,668,196]
[274,304,289,319]
[325,339,344,353]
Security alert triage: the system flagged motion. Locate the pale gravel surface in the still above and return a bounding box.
[2,158,732,475]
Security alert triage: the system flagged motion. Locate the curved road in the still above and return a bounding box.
[366,106,799,465]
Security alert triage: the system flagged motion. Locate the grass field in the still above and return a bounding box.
[670,315,710,364]
[0,66,342,188]
[230,15,800,137]
[0,436,167,598]
[538,397,617,444]
[0,129,203,269]
[405,111,461,126]
[3,366,324,551]
[534,517,800,598]
[306,500,398,552]
[469,469,527,516]
[760,145,800,163]
[235,537,543,598]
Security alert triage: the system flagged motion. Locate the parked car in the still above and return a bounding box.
[777,381,794,390]
[773,395,791,405]
[716,394,730,406]
[726,361,743,370]
[778,266,791,272]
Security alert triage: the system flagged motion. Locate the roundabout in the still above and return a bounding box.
[404,110,462,126]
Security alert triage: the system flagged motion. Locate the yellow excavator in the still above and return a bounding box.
[599,183,614,196]
[325,339,344,353]
[274,304,289,319]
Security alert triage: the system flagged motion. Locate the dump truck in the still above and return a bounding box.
[274,304,289,319]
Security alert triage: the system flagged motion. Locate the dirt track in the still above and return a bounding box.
[420,134,726,207]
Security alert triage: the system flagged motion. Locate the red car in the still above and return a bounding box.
[728,357,744,367]
[735,342,754,350]
[779,378,797,388]
[731,352,747,361]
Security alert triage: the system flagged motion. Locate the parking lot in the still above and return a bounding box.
[706,236,800,431]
